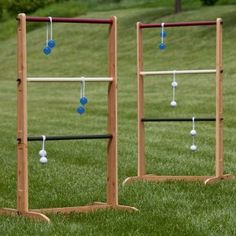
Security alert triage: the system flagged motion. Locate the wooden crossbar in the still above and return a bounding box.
[27,77,113,82]
[140,20,218,28]
[141,117,219,122]
[24,16,113,24]
[140,69,216,76]
[27,134,112,141]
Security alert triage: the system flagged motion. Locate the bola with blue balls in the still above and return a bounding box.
[43,17,56,55]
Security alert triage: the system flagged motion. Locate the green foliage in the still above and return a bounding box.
[7,0,48,15]
[0,1,87,41]
[6,0,70,16]
[201,0,219,5]
[0,2,3,19]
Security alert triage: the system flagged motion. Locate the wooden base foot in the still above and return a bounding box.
[0,208,50,222]
[123,176,143,185]
[205,174,235,184]
[0,202,138,222]
[113,204,139,212]
[32,202,138,214]
[32,203,112,214]
[123,174,235,185]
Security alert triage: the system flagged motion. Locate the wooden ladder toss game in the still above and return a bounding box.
[0,13,137,223]
[123,18,235,185]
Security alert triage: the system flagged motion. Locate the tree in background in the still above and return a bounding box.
[175,0,182,13]
[0,2,3,19]
[201,0,219,5]
[0,0,8,19]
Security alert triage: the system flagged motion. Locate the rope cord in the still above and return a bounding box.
[172,70,176,101]
[48,16,53,40]
[161,22,165,44]
[45,23,48,45]
[41,135,46,151]
[192,117,195,145]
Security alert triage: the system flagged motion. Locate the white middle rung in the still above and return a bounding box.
[140,69,217,76]
[27,77,113,82]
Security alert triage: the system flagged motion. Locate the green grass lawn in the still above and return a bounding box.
[0,3,236,236]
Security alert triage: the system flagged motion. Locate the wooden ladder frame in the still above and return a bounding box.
[0,13,137,223]
[123,18,234,186]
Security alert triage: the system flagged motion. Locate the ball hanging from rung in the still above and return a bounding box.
[80,97,88,106]
[77,106,85,115]
[190,144,197,151]
[159,43,166,50]
[160,31,167,38]
[39,149,47,157]
[190,129,197,136]
[43,46,51,55]
[48,39,56,49]
[172,81,178,88]
[170,100,177,107]
[40,156,48,164]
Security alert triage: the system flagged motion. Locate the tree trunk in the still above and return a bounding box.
[175,0,182,13]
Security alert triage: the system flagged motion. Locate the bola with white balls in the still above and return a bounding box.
[38,135,47,164]
[190,117,197,152]
[170,71,177,107]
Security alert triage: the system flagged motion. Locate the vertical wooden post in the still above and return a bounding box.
[107,16,118,206]
[215,18,223,177]
[137,23,145,177]
[17,13,28,212]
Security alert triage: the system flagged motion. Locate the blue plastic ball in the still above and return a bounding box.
[48,39,56,48]
[43,46,51,55]
[160,31,167,38]
[77,106,85,115]
[80,97,88,105]
[159,43,166,50]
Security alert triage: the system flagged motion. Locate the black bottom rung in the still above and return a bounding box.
[141,117,222,122]
[26,134,112,142]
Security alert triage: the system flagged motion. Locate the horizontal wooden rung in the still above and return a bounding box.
[141,117,223,122]
[140,69,217,76]
[24,16,113,24]
[23,134,112,142]
[27,77,113,82]
[139,20,219,28]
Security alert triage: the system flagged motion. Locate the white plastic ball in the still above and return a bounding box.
[171,81,178,88]
[39,149,47,157]
[190,144,197,151]
[190,129,197,136]
[40,156,48,164]
[170,100,177,107]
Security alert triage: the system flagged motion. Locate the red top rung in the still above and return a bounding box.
[22,16,113,24]
[140,20,220,28]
